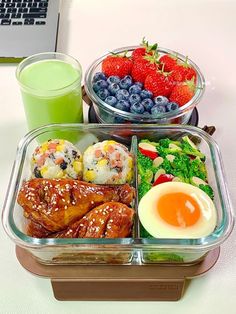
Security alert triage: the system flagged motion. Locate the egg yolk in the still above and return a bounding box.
[157,192,201,227]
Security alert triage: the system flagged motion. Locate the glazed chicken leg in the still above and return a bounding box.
[17,178,135,233]
[54,202,135,238]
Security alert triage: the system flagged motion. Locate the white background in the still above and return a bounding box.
[0,0,236,313]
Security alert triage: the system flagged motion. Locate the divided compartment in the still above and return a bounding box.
[2,124,234,266]
[133,127,234,264]
[3,124,139,265]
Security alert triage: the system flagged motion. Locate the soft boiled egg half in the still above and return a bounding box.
[138,182,217,239]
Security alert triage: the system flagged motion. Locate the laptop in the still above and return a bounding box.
[0,0,60,60]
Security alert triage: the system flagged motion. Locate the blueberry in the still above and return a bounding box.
[119,76,132,89]
[115,100,130,112]
[107,75,120,85]
[108,83,120,95]
[129,84,142,94]
[105,96,117,106]
[124,75,132,80]
[134,81,143,89]
[151,105,166,115]
[129,94,141,106]
[141,98,154,112]
[154,96,169,106]
[93,79,108,92]
[116,89,130,101]
[92,72,107,83]
[143,111,151,116]
[140,89,153,100]
[130,103,145,114]
[166,102,179,112]
[96,88,110,100]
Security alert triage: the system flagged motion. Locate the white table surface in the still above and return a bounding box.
[1,0,236,313]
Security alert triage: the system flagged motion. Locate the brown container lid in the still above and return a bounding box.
[16,246,220,301]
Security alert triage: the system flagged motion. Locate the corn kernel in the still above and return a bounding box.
[73,161,82,173]
[107,140,116,145]
[56,144,64,152]
[41,142,48,153]
[97,159,107,167]
[40,166,48,176]
[84,170,96,182]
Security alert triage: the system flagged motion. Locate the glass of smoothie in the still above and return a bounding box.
[16,52,83,142]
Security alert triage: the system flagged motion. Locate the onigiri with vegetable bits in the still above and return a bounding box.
[31,139,83,179]
[83,140,133,184]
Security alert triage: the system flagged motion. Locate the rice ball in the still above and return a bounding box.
[83,140,133,184]
[31,139,83,179]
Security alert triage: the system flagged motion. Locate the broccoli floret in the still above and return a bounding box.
[172,154,190,178]
[138,180,152,200]
[153,154,190,182]
[157,138,182,157]
[199,184,214,199]
[137,150,154,199]
[189,158,207,180]
[137,151,153,176]
[159,138,181,148]
[181,136,205,160]
[159,138,172,148]
[157,146,180,157]
[155,158,172,173]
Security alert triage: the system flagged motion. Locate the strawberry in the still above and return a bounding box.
[159,54,178,72]
[132,38,158,61]
[144,71,174,97]
[102,54,133,78]
[169,78,196,106]
[132,47,147,61]
[131,57,158,83]
[170,57,197,83]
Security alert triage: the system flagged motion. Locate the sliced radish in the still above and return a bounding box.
[139,147,158,160]
[154,169,166,182]
[153,173,174,186]
[138,142,157,152]
[153,156,164,168]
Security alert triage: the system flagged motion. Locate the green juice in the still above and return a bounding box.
[19,59,83,142]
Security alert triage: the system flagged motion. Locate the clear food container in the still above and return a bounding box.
[84,46,205,124]
[2,124,234,265]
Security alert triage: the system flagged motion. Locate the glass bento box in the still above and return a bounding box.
[2,124,234,265]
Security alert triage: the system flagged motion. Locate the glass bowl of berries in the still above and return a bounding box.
[84,40,205,124]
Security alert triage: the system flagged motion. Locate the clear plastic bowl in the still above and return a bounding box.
[2,124,234,265]
[84,46,205,124]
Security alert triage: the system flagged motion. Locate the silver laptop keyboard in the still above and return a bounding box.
[0,0,48,25]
